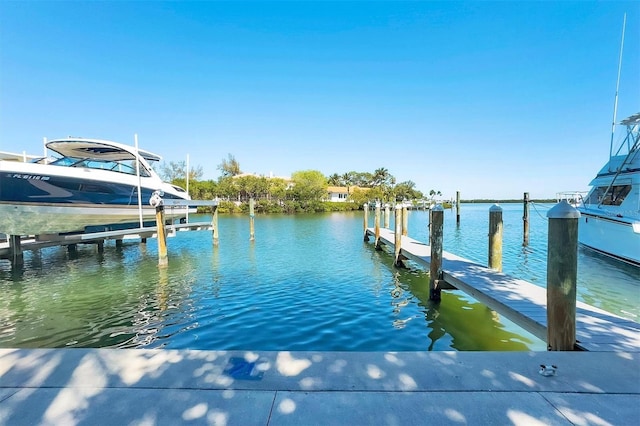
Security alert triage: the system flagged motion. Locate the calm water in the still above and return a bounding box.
[0,203,637,351]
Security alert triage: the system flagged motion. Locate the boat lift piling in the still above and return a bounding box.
[150,191,168,267]
[402,205,408,236]
[212,204,219,247]
[546,200,580,351]
[384,203,390,229]
[488,204,503,272]
[393,204,405,267]
[523,192,530,246]
[429,205,444,301]
[8,235,23,267]
[374,202,381,249]
[249,198,256,242]
[456,191,461,226]
[363,203,369,242]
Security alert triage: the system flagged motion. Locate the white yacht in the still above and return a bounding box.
[0,137,191,236]
[576,112,640,266]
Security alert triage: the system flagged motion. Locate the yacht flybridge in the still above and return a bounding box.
[576,112,640,266]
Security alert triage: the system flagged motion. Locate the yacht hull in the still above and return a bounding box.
[578,210,640,266]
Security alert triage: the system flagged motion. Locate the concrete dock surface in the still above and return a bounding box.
[1,348,638,425]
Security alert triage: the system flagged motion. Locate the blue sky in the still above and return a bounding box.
[1,1,638,200]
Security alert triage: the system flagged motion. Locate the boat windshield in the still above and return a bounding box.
[50,156,152,177]
[586,184,632,206]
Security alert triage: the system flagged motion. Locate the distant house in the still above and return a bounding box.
[326,186,368,202]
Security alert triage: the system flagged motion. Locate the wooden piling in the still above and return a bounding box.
[212,205,219,247]
[488,204,503,272]
[249,198,255,242]
[374,202,381,249]
[428,208,432,243]
[456,191,461,226]
[394,204,403,266]
[384,203,390,229]
[430,205,444,301]
[9,235,23,267]
[546,200,580,351]
[155,205,168,267]
[523,192,530,246]
[97,240,104,253]
[363,203,369,241]
[402,205,408,236]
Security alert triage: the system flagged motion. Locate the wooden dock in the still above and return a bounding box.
[367,227,640,352]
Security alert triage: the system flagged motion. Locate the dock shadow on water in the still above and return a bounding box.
[0,210,608,352]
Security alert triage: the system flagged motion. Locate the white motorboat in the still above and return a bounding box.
[0,137,191,236]
[571,113,640,266]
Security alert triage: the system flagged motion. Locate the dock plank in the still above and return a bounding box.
[367,227,640,352]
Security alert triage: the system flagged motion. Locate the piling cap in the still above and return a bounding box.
[432,204,444,212]
[489,203,502,212]
[547,199,581,219]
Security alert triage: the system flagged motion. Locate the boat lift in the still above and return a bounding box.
[0,196,219,268]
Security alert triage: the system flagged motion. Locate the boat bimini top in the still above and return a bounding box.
[46,138,163,163]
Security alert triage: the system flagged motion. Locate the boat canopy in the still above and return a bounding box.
[46,138,163,162]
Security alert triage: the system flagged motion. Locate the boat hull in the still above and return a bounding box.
[578,210,640,266]
[0,202,191,236]
[0,160,191,236]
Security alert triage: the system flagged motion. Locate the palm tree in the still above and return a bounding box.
[372,167,390,187]
[327,173,341,185]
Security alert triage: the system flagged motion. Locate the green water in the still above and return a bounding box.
[1,206,636,351]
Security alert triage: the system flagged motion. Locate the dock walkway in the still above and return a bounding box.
[367,227,640,353]
[1,348,639,425]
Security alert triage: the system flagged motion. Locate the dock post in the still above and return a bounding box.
[394,204,404,266]
[428,208,432,243]
[523,192,530,246]
[430,205,444,301]
[488,204,503,272]
[402,205,408,236]
[97,240,104,253]
[9,235,23,267]
[384,203,390,229]
[249,198,255,242]
[363,203,369,241]
[456,191,461,226]
[151,191,168,267]
[212,205,219,247]
[546,200,580,351]
[374,201,381,249]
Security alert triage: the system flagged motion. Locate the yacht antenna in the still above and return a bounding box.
[609,13,626,160]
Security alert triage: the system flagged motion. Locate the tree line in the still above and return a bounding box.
[158,154,440,213]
